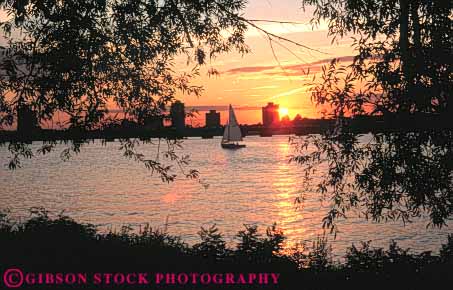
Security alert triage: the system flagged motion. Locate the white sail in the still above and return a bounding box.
[222,122,230,141]
[222,105,243,142]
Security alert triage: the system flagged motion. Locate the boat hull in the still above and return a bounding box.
[221,143,246,149]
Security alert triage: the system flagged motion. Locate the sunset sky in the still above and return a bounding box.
[178,0,355,124]
[0,0,357,127]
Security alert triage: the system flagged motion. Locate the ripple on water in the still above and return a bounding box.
[0,136,451,255]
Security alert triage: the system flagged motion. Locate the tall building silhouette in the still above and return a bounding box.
[262,102,280,127]
[205,110,221,128]
[17,106,39,134]
[170,101,185,133]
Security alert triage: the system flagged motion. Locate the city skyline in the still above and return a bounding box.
[188,102,308,128]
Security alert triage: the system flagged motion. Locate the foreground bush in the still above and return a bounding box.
[0,208,452,289]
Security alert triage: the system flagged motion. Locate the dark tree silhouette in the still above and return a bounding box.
[292,0,452,230]
[0,1,320,179]
[0,0,251,176]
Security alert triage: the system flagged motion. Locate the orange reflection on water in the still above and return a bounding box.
[161,192,184,204]
[271,141,303,247]
[270,140,329,252]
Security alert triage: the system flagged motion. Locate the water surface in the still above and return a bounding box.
[0,136,450,255]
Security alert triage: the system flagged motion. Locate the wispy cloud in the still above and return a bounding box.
[223,88,248,92]
[226,65,276,74]
[270,87,307,100]
[251,85,279,90]
[225,55,355,77]
[245,22,329,38]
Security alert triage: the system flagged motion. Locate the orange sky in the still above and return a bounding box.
[0,1,356,126]
[177,0,355,122]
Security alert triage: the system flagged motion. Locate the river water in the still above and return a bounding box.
[0,135,451,256]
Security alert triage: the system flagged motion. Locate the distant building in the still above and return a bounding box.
[205,110,221,128]
[262,102,280,127]
[17,106,40,134]
[121,119,138,129]
[144,115,164,130]
[170,101,185,132]
[281,115,292,127]
[293,114,303,127]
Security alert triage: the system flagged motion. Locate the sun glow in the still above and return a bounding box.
[279,107,289,117]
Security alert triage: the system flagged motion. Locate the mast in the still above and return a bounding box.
[228,106,230,141]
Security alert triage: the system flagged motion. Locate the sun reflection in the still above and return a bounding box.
[271,140,305,249]
[161,192,181,203]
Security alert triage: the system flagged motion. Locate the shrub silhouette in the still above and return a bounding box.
[0,209,452,289]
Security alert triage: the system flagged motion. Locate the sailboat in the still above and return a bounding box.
[221,105,246,149]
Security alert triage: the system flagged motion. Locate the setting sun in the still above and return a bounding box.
[279,107,289,117]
